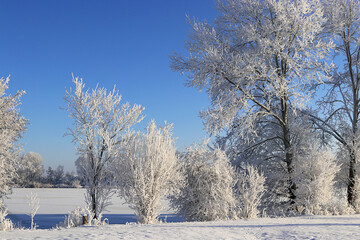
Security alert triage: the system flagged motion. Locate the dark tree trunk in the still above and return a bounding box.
[91,192,97,220]
[284,129,296,203]
[348,150,357,207]
[281,96,296,203]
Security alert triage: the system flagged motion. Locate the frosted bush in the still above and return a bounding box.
[59,206,108,228]
[170,142,237,221]
[116,121,181,224]
[71,179,82,188]
[0,201,13,231]
[293,144,340,215]
[236,165,266,218]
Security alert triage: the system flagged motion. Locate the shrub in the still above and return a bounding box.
[293,144,340,215]
[171,142,237,221]
[59,206,108,228]
[236,165,266,218]
[0,202,13,231]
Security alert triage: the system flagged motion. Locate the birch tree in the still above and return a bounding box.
[170,0,332,203]
[64,76,144,219]
[310,0,360,208]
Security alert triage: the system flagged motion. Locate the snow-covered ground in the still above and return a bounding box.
[1,215,360,239]
[5,188,135,214]
[2,188,360,239]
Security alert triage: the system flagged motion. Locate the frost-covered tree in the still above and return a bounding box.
[64,76,144,219]
[115,120,181,224]
[236,165,266,219]
[0,76,27,199]
[170,141,237,221]
[27,192,40,230]
[293,144,340,215]
[217,113,325,212]
[16,152,44,187]
[170,0,333,203]
[309,0,360,208]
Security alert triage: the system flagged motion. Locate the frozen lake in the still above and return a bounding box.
[4,188,179,229]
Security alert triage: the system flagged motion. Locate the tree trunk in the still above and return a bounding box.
[91,192,97,220]
[348,150,357,207]
[280,96,296,203]
[284,129,296,203]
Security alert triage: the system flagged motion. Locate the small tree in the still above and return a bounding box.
[293,144,340,215]
[27,192,40,230]
[116,120,181,224]
[236,165,266,219]
[16,152,44,187]
[171,141,237,221]
[64,76,144,219]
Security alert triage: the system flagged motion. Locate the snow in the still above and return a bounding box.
[4,188,136,214]
[1,215,360,239]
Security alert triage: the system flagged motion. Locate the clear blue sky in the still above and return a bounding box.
[0,0,218,171]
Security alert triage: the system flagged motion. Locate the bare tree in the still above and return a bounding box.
[64,76,144,219]
[170,0,333,203]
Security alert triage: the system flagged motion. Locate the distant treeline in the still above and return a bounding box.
[14,152,83,188]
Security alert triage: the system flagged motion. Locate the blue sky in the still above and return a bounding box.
[0,0,218,171]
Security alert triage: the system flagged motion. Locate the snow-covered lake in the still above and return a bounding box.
[5,188,136,214]
[4,188,178,229]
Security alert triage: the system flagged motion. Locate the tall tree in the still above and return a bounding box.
[310,0,360,208]
[0,76,27,199]
[64,76,144,219]
[170,0,332,203]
